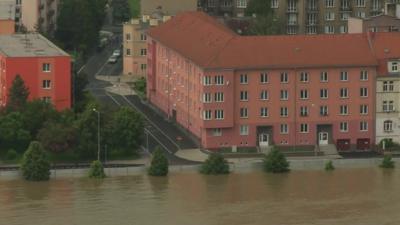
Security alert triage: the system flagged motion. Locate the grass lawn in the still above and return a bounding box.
[128,0,140,18]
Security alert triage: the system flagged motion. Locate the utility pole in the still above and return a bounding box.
[93,108,101,161]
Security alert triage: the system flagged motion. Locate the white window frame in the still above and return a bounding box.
[340,122,349,132]
[203,110,212,120]
[42,80,51,89]
[215,92,224,102]
[300,72,309,82]
[360,87,368,97]
[260,90,269,100]
[260,72,269,83]
[42,63,51,72]
[212,128,222,136]
[300,89,309,99]
[215,75,224,85]
[240,74,248,84]
[320,105,329,116]
[360,121,368,131]
[280,90,288,100]
[340,71,348,81]
[215,110,224,120]
[340,105,349,115]
[260,107,269,117]
[384,120,393,132]
[240,107,248,118]
[360,70,368,81]
[360,104,368,115]
[280,124,288,134]
[280,72,288,83]
[203,76,212,86]
[300,123,309,133]
[203,93,212,103]
[320,89,328,99]
[340,88,349,98]
[240,91,248,101]
[240,125,249,135]
[280,107,288,117]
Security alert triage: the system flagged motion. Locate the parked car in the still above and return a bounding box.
[108,55,118,64]
[112,49,121,58]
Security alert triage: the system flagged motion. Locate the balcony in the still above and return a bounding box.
[339,6,352,11]
[307,7,318,12]
[287,8,298,13]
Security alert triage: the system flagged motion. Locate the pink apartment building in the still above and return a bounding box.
[147,11,382,151]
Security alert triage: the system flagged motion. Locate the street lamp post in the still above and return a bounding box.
[93,108,101,161]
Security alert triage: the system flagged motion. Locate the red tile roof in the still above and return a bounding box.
[370,32,400,75]
[147,11,387,70]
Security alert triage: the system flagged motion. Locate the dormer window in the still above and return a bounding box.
[389,61,399,73]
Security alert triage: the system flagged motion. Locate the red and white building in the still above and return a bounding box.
[146,11,398,151]
[0,33,71,110]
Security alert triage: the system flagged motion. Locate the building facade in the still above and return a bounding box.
[373,33,400,144]
[146,11,391,151]
[0,0,16,34]
[21,0,59,34]
[200,0,400,34]
[348,14,400,33]
[0,34,71,110]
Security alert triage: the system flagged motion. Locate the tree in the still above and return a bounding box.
[0,112,31,152]
[148,147,169,176]
[128,0,140,18]
[22,100,59,137]
[380,155,395,168]
[245,0,283,35]
[7,75,29,111]
[73,72,89,112]
[37,121,77,153]
[325,160,335,171]
[55,0,107,56]
[20,141,51,181]
[200,153,230,175]
[112,0,131,23]
[106,107,144,155]
[263,148,290,173]
[88,160,106,178]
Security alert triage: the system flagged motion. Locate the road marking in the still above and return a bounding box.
[77,65,86,74]
[95,60,110,77]
[145,128,173,154]
[120,94,181,150]
[106,92,122,106]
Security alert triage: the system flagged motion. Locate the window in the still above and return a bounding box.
[383,100,395,112]
[240,91,248,101]
[340,122,348,132]
[215,110,224,120]
[320,89,328,99]
[389,62,399,73]
[280,124,288,134]
[237,0,247,8]
[288,14,298,25]
[126,33,131,41]
[341,0,349,8]
[126,48,131,56]
[320,72,328,82]
[307,13,317,25]
[203,93,212,103]
[280,72,288,83]
[141,64,147,70]
[240,108,248,118]
[325,11,335,21]
[140,34,147,41]
[280,107,288,117]
[203,76,212,85]
[300,72,309,82]
[215,75,224,85]
[307,26,317,34]
[360,121,368,131]
[287,26,297,35]
[383,81,394,92]
[308,0,317,9]
[360,87,368,97]
[360,104,368,115]
[355,0,365,7]
[260,73,268,83]
[300,123,309,133]
[208,0,217,7]
[240,74,248,84]
[203,110,212,120]
[340,71,348,81]
[325,0,335,7]
[340,105,348,115]
[41,96,51,103]
[140,49,147,56]
[324,25,334,34]
[260,90,269,100]
[320,105,328,116]
[240,125,249,135]
[341,12,350,20]
[339,25,348,33]
[288,0,297,11]
[355,11,366,18]
[42,63,50,72]
[280,90,288,100]
[300,106,308,117]
[360,70,368,80]
[215,92,224,102]
[340,88,349,98]
[212,128,222,136]
[271,0,279,8]
[260,107,269,117]
[42,80,51,89]
[300,89,309,99]
[384,120,393,132]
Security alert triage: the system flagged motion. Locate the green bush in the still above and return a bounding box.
[88,160,106,178]
[6,149,18,160]
[200,153,230,175]
[380,155,395,168]
[263,148,290,173]
[325,160,335,171]
[148,147,169,176]
[20,141,51,181]
[379,138,399,149]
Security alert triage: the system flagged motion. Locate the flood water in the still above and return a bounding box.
[0,168,399,225]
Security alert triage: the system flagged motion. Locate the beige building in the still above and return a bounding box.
[0,0,15,34]
[123,0,198,77]
[21,0,59,34]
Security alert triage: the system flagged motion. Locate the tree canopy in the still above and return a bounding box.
[7,75,29,112]
[20,141,51,181]
[245,0,283,35]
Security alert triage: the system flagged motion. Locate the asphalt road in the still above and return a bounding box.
[80,26,199,165]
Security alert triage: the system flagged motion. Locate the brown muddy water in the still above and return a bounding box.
[0,168,399,225]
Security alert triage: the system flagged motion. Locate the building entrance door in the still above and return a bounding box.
[319,132,329,145]
[259,133,269,147]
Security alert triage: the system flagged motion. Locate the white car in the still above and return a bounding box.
[112,49,121,57]
[108,55,118,64]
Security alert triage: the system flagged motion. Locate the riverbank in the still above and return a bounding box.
[0,156,396,180]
